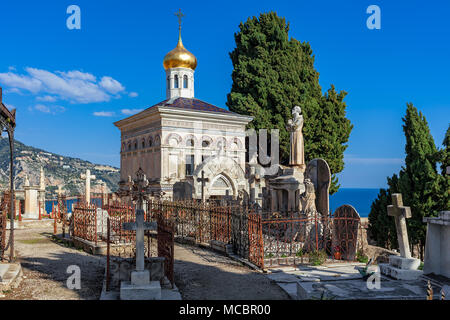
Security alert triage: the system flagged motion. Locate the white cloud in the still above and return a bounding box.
[99,76,125,94]
[35,104,51,113]
[34,104,65,114]
[0,67,129,104]
[121,108,143,115]
[128,92,138,98]
[36,95,57,102]
[0,72,42,93]
[93,111,115,117]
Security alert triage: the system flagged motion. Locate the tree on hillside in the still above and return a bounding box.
[226,12,352,194]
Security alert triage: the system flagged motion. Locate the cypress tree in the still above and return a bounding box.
[398,103,442,255]
[227,12,352,194]
[368,174,399,249]
[439,125,450,210]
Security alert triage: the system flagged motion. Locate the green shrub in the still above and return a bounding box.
[296,249,304,257]
[356,251,369,264]
[309,250,327,266]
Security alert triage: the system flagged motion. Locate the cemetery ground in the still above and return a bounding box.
[0,222,289,300]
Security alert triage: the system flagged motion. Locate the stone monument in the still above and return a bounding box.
[423,211,450,278]
[379,193,422,280]
[23,174,38,219]
[118,168,160,300]
[81,169,96,204]
[305,158,331,216]
[287,106,305,172]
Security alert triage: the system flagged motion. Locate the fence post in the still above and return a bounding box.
[106,217,110,292]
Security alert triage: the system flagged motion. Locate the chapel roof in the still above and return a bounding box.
[147,97,237,115]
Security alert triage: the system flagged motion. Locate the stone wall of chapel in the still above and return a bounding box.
[119,117,248,184]
[120,128,163,181]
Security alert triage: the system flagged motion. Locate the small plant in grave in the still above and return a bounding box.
[357,258,375,281]
[356,251,369,264]
[308,249,327,266]
[296,249,304,257]
[265,253,274,259]
[280,254,288,258]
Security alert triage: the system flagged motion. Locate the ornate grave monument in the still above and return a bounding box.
[118,168,160,300]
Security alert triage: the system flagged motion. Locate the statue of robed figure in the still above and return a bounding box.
[287,106,305,171]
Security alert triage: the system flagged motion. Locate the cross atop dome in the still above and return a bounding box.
[163,9,197,99]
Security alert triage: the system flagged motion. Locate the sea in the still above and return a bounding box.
[44,188,380,218]
[330,188,381,217]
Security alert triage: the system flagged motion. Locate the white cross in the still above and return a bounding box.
[387,193,412,258]
[81,169,96,203]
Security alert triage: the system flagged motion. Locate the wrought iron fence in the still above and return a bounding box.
[147,200,234,245]
[0,203,6,260]
[72,202,99,244]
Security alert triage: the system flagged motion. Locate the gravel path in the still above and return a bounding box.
[1,224,289,300]
[174,243,290,300]
[1,225,105,300]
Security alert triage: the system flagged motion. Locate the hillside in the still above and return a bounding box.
[0,138,120,197]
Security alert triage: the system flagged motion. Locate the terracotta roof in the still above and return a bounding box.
[147,97,236,115]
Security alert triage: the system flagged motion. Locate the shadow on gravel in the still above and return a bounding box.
[18,247,105,300]
[174,245,291,300]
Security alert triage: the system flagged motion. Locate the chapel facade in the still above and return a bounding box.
[114,26,253,201]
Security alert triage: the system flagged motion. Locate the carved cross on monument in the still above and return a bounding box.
[81,169,95,204]
[197,170,209,202]
[118,168,157,279]
[387,193,412,258]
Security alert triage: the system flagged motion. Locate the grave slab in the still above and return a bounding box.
[120,280,162,300]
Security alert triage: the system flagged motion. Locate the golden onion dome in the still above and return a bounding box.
[163,33,197,70]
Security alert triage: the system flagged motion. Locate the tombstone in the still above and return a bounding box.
[305,158,331,216]
[172,181,193,201]
[332,205,360,260]
[423,211,450,278]
[96,208,110,238]
[379,193,422,280]
[23,175,39,219]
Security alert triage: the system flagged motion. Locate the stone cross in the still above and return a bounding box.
[387,193,412,258]
[81,169,96,204]
[197,170,209,202]
[118,168,157,280]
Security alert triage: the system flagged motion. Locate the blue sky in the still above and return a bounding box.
[0,0,448,188]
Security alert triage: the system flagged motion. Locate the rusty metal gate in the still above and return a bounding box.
[157,214,175,287]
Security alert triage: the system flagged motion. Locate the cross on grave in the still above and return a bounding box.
[387,193,412,258]
[197,170,209,202]
[56,185,64,197]
[81,169,95,204]
[118,168,157,282]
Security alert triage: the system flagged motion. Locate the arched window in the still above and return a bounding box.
[148,137,153,147]
[174,75,179,88]
[142,139,146,149]
[183,75,188,88]
[186,138,194,147]
[202,140,210,148]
